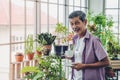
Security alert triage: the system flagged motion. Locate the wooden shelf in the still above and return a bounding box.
[110,60,120,69]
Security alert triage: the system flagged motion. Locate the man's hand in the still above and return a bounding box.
[71,63,86,71]
[64,55,72,60]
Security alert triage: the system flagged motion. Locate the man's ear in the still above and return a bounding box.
[84,19,87,25]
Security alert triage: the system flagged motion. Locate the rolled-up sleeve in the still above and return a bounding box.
[93,38,108,61]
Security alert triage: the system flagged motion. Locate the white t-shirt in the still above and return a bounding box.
[74,37,85,80]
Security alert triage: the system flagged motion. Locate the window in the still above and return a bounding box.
[0,0,88,79]
[105,0,120,41]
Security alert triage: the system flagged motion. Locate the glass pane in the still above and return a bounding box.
[81,8,87,12]
[69,7,73,14]
[49,0,57,3]
[111,22,118,33]
[59,5,64,23]
[81,0,87,7]
[0,0,9,24]
[74,7,80,11]
[59,0,64,4]
[11,0,25,24]
[11,26,25,42]
[41,3,48,32]
[0,26,10,44]
[26,1,36,24]
[11,43,24,62]
[41,3,48,25]
[69,23,73,31]
[119,23,120,32]
[26,25,35,35]
[41,24,47,32]
[106,0,118,8]
[0,45,10,71]
[41,0,47,2]
[74,0,80,6]
[49,24,56,33]
[85,0,88,7]
[106,10,118,22]
[49,4,57,24]
[69,0,73,6]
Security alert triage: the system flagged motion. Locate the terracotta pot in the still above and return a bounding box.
[15,54,24,62]
[27,52,34,60]
[36,50,42,57]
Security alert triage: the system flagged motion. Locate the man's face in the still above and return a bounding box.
[69,16,87,35]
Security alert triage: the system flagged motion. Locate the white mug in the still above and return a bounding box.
[65,50,74,57]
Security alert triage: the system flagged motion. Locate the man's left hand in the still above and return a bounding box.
[71,63,86,71]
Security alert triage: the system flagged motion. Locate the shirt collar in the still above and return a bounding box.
[84,29,90,39]
[73,29,90,40]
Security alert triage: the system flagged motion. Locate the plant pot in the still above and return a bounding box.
[15,53,24,62]
[36,50,42,57]
[43,45,52,56]
[111,54,119,60]
[44,45,52,50]
[27,52,34,60]
[54,45,68,56]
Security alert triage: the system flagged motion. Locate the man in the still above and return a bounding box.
[67,11,110,80]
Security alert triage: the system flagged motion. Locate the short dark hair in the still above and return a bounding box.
[68,10,86,22]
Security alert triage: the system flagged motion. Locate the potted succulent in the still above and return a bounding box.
[36,32,56,55]
[25,34,34,60]
[15,52,24,62]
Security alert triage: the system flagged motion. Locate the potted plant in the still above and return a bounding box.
[36,32,56,55]
[15,52,24,62]
[25,34,34,60]
[54,23,69,56]
[55,23,68,45]
[36,45,43,57]
[21,66,44,80]
[87,11,114,49]
[21,55,67,80]
[87,11,120,60]
[107,39,120,60]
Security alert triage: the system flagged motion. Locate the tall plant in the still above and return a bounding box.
[25,34,34,54]
[55,23,68,36]
[87,11,114,49]
[55,23,68,45]
[87,11,120,59]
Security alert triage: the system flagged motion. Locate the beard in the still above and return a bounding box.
[73,27,80,32]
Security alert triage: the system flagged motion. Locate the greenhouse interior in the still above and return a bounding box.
[0,0,120,80]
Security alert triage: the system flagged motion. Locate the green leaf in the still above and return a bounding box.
[33,72,44,80]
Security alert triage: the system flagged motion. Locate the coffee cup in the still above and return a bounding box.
[65,50,73,57]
